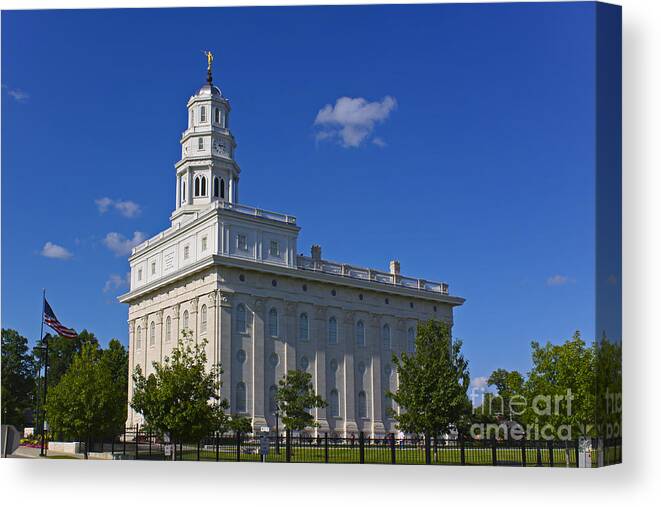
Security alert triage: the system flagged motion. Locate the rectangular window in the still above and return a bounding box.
[137,268,142,281]
[198,138,204,150]
[200,106,206,122]
[269,240,280,257]
[184,245,190,260]
[151,262,156,275]
[201,236,207,251]
[237,234,247,251]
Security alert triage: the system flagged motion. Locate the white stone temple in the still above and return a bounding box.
[119,58,465,437]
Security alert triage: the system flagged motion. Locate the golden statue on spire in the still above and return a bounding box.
[204,50,214,72]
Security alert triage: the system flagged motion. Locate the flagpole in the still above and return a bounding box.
[39,289,48,457]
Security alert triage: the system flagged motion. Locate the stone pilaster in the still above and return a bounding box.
[189,296,199,342]
[343,311,358,436]
[126,320,136,427]
[172,303,181,344]
[313,306,330,435]
[368,314,385,437]
[218,293,232,407]
[251,297,267,430]
[284,302,297,376]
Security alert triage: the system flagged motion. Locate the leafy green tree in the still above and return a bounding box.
[522,331,595,438]
[389,320,472,439]
[228,415,253,434]
[34,330,99,390]
[486,368,525,420]
[1,329,36,428]
[45,343,125,458]
[130,332,229,453]
[275,370,327,431]
[594,335,622,439]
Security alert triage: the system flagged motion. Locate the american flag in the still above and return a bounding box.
[43,299,77,338]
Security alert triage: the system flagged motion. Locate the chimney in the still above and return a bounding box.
[389,260,401,275]
[311,244,322,261]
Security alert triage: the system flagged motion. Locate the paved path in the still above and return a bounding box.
[7,445,82,459]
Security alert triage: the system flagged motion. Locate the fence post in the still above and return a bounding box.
[149,430,152,457]
[460,433,466,465]
[111,434,115,455]
[324,433,329,463]
[359,431,365,464]
[575,440,580,468]
[521,436,527,467]
[216,433,219,462]
[135,428,139,460]
[236,431,241,462]
[548,440,554,467]
[491,436,497,466]
[197,440,200,461]
[123,427,126,457]
[425,434,431,465]
[285,429,291,462]
[390,434,396,465]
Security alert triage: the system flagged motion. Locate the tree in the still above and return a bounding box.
[523,331,595,438]
[486,368,525,420]
[275,370,327,432]
[33,330,99,390]
[44,342,125,458]
[389,320,472,440]
[130,332,228,453]
[228,415,253,434]
[1,329,36,428]
[99,339,129,434]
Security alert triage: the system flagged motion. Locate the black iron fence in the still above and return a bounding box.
[77,428,621,467]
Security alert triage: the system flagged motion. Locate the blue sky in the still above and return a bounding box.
[2,3,599,387]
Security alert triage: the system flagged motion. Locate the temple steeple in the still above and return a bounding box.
[172,52,240,226]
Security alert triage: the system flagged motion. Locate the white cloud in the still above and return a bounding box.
[314,95,397,148]
[372,137,387,148]
[2,84,29,103]
[471,376,489,391]
[95,197,141,218]
[547,274,573,286]
[103,273,130,293]
[41,242,73,260]
[103,231,146,256]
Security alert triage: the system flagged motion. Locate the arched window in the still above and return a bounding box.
[356,320,365,347]
[136,326,142,349]
[213,177,219,197]
[183,310,189,331]
[236,304,246,333]
[299,313,309,341]
[269,308,278,337]
[200,305,207,334]
[328,317,337,345]
[330,389,340,417]
[236,382,246,413]
[149,321,155,346]
[198,137,204,150]
[165,316,171,342]
[201,176,207,196]
[382,324,391,350]
[358,391,367,419]
[214,107,220,123]
[200,106,206,122]
[407,327,416,353]
[220,179,225,199]
[269,385,278,413]
[194,176,200,197]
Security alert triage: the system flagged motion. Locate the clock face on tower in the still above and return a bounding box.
[213,140,228,156]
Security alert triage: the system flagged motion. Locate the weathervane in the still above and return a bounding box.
[203,50,214,83]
